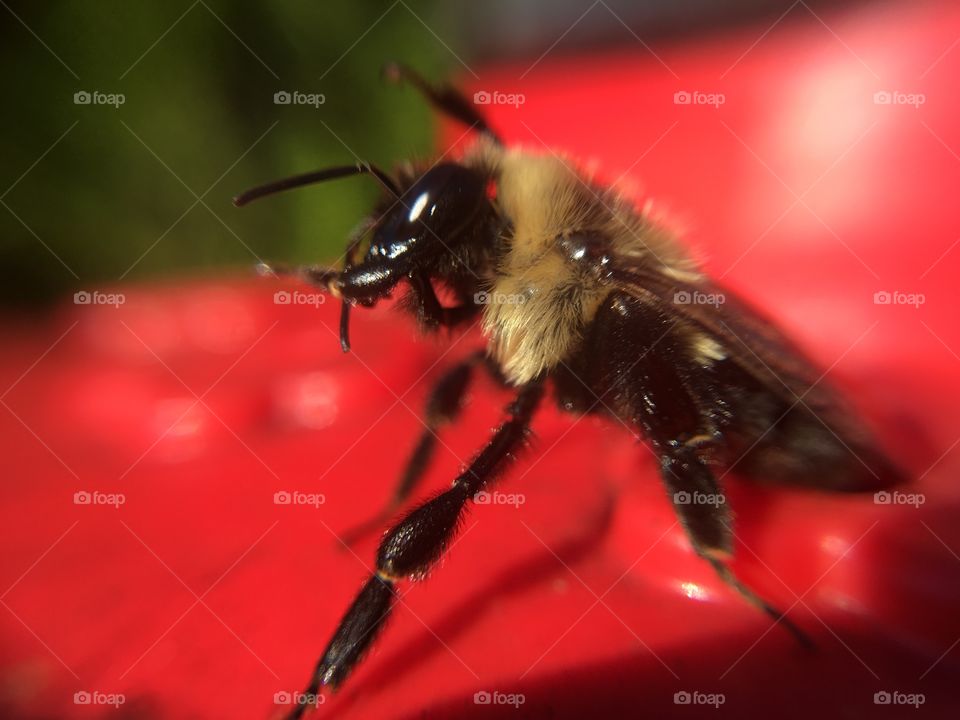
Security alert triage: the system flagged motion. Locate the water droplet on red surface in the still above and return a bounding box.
[272,371,340,430]
[151,397,208,462]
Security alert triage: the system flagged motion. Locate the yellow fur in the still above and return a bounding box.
[462,139,700,385]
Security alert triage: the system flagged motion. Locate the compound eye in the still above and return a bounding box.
[404,163,486,236]
[367,163,489,262]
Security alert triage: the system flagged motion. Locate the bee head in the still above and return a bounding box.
[235,159,495,351]
[343,162,491,303]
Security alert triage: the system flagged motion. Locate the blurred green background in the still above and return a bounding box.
[0,0,454,308]
[1,0,850,309]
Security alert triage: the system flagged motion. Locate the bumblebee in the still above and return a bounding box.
[235,64,902,718]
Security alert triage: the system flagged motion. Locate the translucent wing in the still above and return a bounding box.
[608,262,901,490]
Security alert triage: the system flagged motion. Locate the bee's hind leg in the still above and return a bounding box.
[583,292,813,648]
[661,444,814,649]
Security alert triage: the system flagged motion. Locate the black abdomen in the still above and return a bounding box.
[553,292,901,492]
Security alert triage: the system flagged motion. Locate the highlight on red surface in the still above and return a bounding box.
[2,1,960,718]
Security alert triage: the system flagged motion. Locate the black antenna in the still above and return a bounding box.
[233,162,399,207]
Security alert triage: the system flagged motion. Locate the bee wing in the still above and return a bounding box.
[608,265,863,440]
[608,262,906,491]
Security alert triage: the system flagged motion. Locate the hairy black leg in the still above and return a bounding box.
[340,350,485,547]
[383,62,503,145]
[578,293,811,647]
[290,382,543,717]
[408,272,479,330]
[662,445,812,648]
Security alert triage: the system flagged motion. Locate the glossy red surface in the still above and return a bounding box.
[2,1,959,718]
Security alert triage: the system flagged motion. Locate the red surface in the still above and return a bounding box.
[3,1,960,718]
